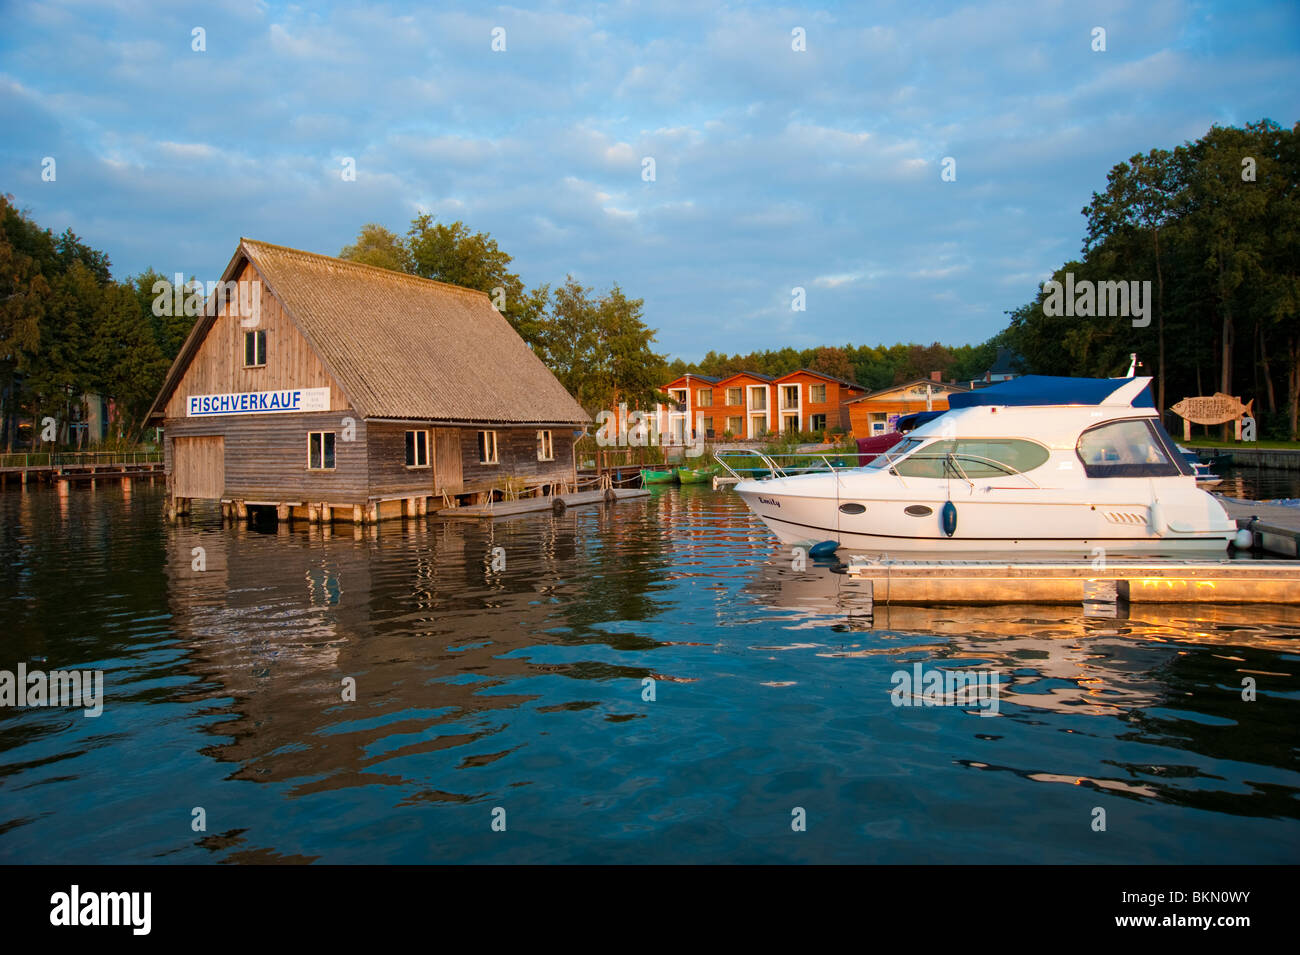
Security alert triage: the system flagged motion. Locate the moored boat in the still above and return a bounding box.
[735,375,1238,554]
[640,468,676,485]
[675,465,720,484]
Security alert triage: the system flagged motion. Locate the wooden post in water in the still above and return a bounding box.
[276,503,290,523]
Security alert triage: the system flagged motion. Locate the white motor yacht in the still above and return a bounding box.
[734,375,1237,554]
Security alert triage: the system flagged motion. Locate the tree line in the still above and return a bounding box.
[1001,119,1299,439]
[666,339,1008,392]
[0,194,188,451]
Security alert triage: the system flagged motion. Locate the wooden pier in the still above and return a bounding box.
[845,557,1300,606]
[0,451,164,487]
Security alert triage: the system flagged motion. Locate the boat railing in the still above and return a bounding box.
[714,449,860,482]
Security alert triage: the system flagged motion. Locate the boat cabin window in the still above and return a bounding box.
[865,437,924,469]
[1076,419,1181,478]
[889,438,1050,478]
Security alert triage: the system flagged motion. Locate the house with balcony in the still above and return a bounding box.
[771,370,866,435]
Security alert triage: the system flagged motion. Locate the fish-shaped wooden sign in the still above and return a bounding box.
[1170,393,1253,426]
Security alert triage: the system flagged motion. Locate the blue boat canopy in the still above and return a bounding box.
[947,375,1154,409]
[897,410,946,431]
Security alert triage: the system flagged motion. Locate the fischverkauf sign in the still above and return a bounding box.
[186,387,330,417]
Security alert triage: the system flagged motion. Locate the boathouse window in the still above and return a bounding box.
[697,389,713,407]
[405,430,429,468]
[536,429,554,461]
[243,329,266,367]
[726,387,743,405]
[478,430,499,465]
[810,384,827,403]
[307,431,335,470]
[1076,419,1181,478]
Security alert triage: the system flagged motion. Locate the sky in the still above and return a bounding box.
[1,0,1297,361]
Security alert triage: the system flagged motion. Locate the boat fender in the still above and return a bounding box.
[1232,527,1253,549]
[941,501,957,537]
[809,540,839,558]
[1148,499,1164,534]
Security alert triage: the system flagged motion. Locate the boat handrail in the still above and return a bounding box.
[714,448,859,482]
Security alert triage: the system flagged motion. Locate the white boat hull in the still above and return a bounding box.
[736,478,1236,555]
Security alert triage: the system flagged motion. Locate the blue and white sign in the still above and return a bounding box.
[187,387,331,417]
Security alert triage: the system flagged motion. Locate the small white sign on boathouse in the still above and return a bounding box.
[186,387,331,417]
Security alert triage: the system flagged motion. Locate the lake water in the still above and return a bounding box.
[1,479,1297,864]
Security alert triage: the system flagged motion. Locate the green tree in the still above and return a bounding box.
[339,223,412,273]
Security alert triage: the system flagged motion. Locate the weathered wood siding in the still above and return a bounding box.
[164,411,368,502]
[164,260,349,419]
[434,429,462,493]
[366,423,436,498]
[172,436,225,499]
[457,426,575,493]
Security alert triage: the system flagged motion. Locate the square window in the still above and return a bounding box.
[811,384,827,403]
[697,389,713,407]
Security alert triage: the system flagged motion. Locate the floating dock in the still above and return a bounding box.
[844,557,1300,605]
[437,486,649,519]
[1218,496,1300,557]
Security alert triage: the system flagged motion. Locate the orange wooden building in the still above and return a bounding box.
[845,377,969,440]
[770,370,866,435]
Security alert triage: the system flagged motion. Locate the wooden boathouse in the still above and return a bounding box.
[146,239,590,523]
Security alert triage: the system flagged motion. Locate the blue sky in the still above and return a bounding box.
[2,0,1297,360]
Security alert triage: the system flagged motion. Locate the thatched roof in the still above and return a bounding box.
[149,239,590,425]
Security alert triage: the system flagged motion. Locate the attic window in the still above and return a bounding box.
[244,329,266,367]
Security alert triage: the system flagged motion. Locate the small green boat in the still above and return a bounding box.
[675,465,720,484]
[641,468,676,485]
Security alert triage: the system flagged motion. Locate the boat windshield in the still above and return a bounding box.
[865,437,926,469]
